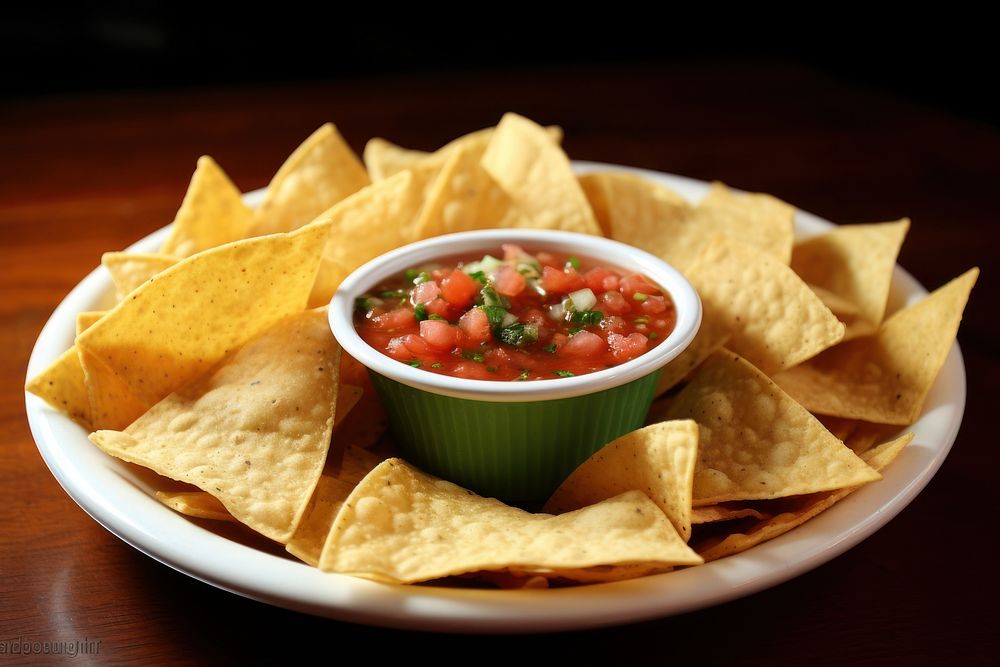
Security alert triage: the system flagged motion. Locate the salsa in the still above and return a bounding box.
[354,245,676,381]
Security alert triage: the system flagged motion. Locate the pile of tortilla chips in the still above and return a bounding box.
[26,114,977,588]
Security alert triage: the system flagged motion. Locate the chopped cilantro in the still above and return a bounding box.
[463,350,486,363]
[428,314,447,321]
[633,292,649,302]
[482,305,508,336]
[566,256,581,270]
[404,268,420,282]
[570,310,603,325]
[407,360,422,368]
[514,369,530,381]
[354,297,374,313]
[486,366,498,373]
[543,343,557,353]
[431,362,442,369]
[380,289,407,300]
[568,326,584,335]
[499,323,538,347]
[468,270,488,285]
[413,303,428,321]
[553,370,575,378]
[633,316,649,324]
[648,332,659,340]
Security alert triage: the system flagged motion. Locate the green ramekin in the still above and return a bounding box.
[329,229,701,508]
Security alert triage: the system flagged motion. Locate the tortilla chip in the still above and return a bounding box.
[544,420,698,541]
[286,446,383,566]
[75,311,105,336]
[250,123,370,236]
[577,171,692,259]
[774,268,979,425]
[76,221,331,426]
[78,347,149,431]
[690,183,795,264]
[413,139,513,239]
[156,490,235,522]
[364,125,563,181]
[685,234,845,375]
[481,113,601,235]
[90,309,339,543]
[102,252,179,302]
[319,459,701,584]
[665,350,881,505]
[791,220,909,340]
[694,433,913,561]
[159,156,253,257]
[691,504,769,524]
[25,346,91,428]
[309,170,424,306]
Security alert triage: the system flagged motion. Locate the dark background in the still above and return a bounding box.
[3,7,997,126]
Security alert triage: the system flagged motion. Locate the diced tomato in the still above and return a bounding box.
[450,362,494,380]
[502,244,528,261]
[601,290,629,315]
[541,266,586,294]
[551,333,569,350]
[458,307,492,344]
[419,319,460,351]
[585,267,617,293]
[430,268,450,282]
[440,270,479,307]
[494,265,527,297]
[386,334,430,359]
[411,281,441,305]
[600,315,626,334]
[424,298,454,319]
[640,295,668,315]
[371,308,415,331]
[619,274,660,300]
[608,332,648,363]
[560,330,605,357]
[536,252,557,267]
[521,308,547,327]
[485,348,510,367]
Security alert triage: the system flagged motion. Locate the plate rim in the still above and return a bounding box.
[24,161,967,633]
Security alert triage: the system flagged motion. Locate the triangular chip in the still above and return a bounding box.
[544,420,698,541]
[689,182,795,265]
[665,350,881,505]
[250,123,370,236]
[75,311,105,336]
[413,138,513,239]
[309,170,424,306]
[481,113,601,235]
[791,219,909,340]
[319,459,701,584]
[102,252,179,301]
[691,504,769,524]
[155,491,235,522]
[78,347,149,431]
[286,446,383,566]
[774,268,978,425]
[694,433,913,561]
[159,156,252,257]
[685,234,845,375]
[90,309,339,543]
[76,220,331,425]
[654,296,731,396]
[25,346,91,428]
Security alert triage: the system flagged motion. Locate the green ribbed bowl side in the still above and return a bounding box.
[368,371,662,509]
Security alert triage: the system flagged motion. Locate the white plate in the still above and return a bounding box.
[24,163,966,633]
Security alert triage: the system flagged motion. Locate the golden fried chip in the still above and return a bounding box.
[286,446,384,566]
[309,170,424,306]
[481,113,601,235]
[90,309,339,543]
[78,347,149,431]
[691,183,795,264]
[250,123,370,236]
[160,156,252,257]
[101,252,179,301]
[25,346,91,428]
[655,297,731,396]
[319,459,701,584]
[791,220,909,340]
[413,139,513,239]
[694,433,913,561]
[665,350,880,505]
[75,311,105,336]
[691,504,769,524]
[774,268,978,425]
[75,221,331,426]
[156,490,235,522]
[544,420,698,541]
[685,234,845,375]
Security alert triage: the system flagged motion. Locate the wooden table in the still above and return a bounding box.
[2,62,996,663]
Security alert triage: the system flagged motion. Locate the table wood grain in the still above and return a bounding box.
[2,62,996,664]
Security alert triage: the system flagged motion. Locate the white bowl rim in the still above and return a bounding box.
[329,229,701,402]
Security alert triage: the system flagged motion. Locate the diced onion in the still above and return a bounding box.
[568,288,597,312]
